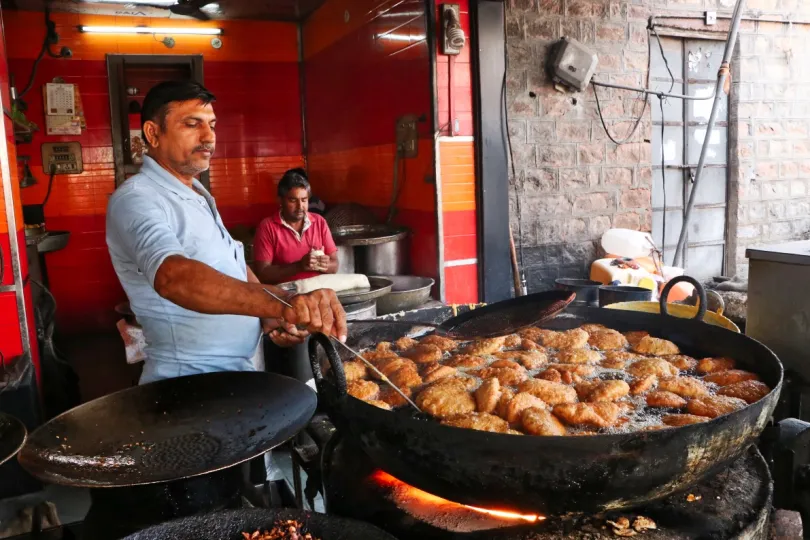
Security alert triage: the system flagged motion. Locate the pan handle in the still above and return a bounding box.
[308,333,348,400]
[659,275,707,322]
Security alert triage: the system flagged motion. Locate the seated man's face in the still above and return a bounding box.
[281,187,309,222]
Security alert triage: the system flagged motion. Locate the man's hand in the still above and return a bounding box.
[300,251,323,272]
[262,318,308,348]
[281,289,347,342]
[316,255,331,272]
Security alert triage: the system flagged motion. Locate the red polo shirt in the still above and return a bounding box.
[253,212,337,283]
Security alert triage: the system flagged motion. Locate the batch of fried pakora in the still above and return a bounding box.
[341,324,772,436]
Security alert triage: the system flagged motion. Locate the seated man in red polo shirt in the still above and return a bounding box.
[253,169,338,286]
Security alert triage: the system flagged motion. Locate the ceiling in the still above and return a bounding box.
[0,0,328,22]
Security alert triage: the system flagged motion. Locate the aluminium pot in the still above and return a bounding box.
[332,225,409,276]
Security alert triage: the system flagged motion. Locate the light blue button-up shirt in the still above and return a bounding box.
[106,156,261,384]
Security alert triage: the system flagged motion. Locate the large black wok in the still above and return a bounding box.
[308,281,783,514]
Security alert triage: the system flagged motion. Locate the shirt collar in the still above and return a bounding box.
[140,155,208,200]
[275,211,312,241]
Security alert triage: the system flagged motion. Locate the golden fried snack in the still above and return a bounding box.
[553,402,621,428]
[422,363,458,384]
[472,367,528,386]
[445,376,478,391]
[348,380,380,401]
[717,380,771,404]
[475,377,502,414]
[380,385,412,408]
[548,363,596,376]
[506,429,524,436]
[419,335,459,352]
[630,375,658,396]
[703,369,760,387]
[658,376,708,398]
[522,407,567,436]
[541,328,589,350]
[662,414,710,427]
[367,400,393,411]
[518,327,554,343]
[646,391,687,409]
[687,395,747,418]
[521,339,543,351]
[601,351,643,370]
[462,337,507,356]
[494,350,548,369]
[627,358,679,379]
[389,366,422,389]
[633,336,680,356]
[490,359,522,370]
[415,379,476,419]
[376,342,393,352]
[343,360,367,382]
[574,380,600,401]
[518,379,577,405]
[588,380,630,402]
[495,387,516,420]
[402,344,444,364]
[563,371,583,384]
[505,392,548,424]
[361,350,400,363]
[580,323,608,334]
[445,354,487,369]
[441,412,509,433]
[624,331,650,347]
[663,355,698,372]
[696,357,736,375]
[537,368,563,383]
[374,357,418,379]
[555,348,601,365]
[503,334,523,348]
[395,336,418,351]
[588,329,629,351]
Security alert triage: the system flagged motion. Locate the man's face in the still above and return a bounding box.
[280,187,309,223]
[144,99,216,177]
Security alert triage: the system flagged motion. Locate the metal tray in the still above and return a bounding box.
[0,412,27,467]
[337,276,393,305]
[332,225,409,246]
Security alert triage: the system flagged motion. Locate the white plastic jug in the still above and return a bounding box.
[601,229,656,259]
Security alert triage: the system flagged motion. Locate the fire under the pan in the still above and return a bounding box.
[323,439,773,540]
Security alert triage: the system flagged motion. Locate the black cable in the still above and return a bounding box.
[660,97,666,257]
[593,83,648,145]
[42,166,56,207]
[651,23,676,94]
[17,41,48,100]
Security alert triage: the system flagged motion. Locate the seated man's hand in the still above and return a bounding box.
[262,318,308,348]
[282,289,347,342]
[300,251,322,272]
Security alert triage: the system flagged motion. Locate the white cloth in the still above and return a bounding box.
[282,273,370,294]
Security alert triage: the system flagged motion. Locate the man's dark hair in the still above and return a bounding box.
[141,80,216,145]
[278,169,311,198]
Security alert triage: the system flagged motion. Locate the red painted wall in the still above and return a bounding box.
[5,12,303,333]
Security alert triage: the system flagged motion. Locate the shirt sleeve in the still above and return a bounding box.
[321,219,338,256]
[252,219,276,263]
[107,190,186,288]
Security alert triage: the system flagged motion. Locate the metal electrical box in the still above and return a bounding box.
[41,142,83,175]
[549,37,598,92]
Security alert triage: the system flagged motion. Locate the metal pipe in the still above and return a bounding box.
[591,79,717,101]
[672,0,746,266]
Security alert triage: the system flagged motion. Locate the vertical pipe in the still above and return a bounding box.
[672,0,746,266]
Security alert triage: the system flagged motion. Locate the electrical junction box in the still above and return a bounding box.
[41,142,83,175]
[549,37,598,92]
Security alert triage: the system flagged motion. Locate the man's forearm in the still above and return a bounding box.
[325,255,338,274]
[254,261,303,284]
[154,255,286,318]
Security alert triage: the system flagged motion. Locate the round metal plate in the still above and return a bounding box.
[338,276,393,305]
[0,412,27,467]
[332,225,409,246]
[18,371,317,487]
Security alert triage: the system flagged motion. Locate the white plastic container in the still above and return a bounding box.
[601,229,656,259]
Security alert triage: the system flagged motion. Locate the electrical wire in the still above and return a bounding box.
[651,21,676,94]
[42,165,56,207]
[594,84,648,145]
[659,97,667,258]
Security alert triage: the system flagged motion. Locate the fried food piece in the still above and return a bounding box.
[374,357,417,379]
[494,350,548,369]
[521,339,543,351]
[717,380,771,404]
[379,385,412,408]
[633,336,680,356]
[522,407,567,436]
[376,342,393,353]
[503,334,523,348]
[394,336,418,351]
[361,350,400,363]
[472,366,528,386]
[490,359,522,370]
[601,350,643,369]
[561,371,583,384]
[658,376,708,398]
[445,354,487,369]
[540,328,589,350]
[402,344,444,364]
[548,363,596,376]
[475,377,502,414]
[445,376,478,391]
[580,324,608,334]
[518,379,577,405]
[462,337,507,356]
[422,363,458,384]
[624,331,650,347]
[646,391,688,409]
[343,360,367,382]
[367,400,392,411]
[696,357,736,375]
[347,380,380,401]
[495,387,516,420]
[589,380,630,402]
[441,412,509,433]
[588,329,629,351]
[575,380,600,401]
[537,368,562,383]
[389,366,422,388]
[555,348,602,364]
[662,414,710,427]
[663,355,698,372]
[627,358,679,379]
[687,395,747,418]
[506,429,524,435]
[505,392,548,424]
[630,375,658,396]
[703,370,760,387]
[419,335,459,352]
[553,402,621,428]
[415,379,476,419]
[518,327,554,343]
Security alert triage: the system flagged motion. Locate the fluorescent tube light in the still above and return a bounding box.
[79,26,222,35]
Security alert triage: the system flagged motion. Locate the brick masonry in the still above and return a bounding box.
[506,0,810,290]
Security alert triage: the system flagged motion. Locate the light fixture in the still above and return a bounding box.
[79,26,222,35]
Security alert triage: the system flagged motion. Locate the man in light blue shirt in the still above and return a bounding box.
[107,81,346,384]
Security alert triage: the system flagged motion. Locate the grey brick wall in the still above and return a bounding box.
[506,0,810,290]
